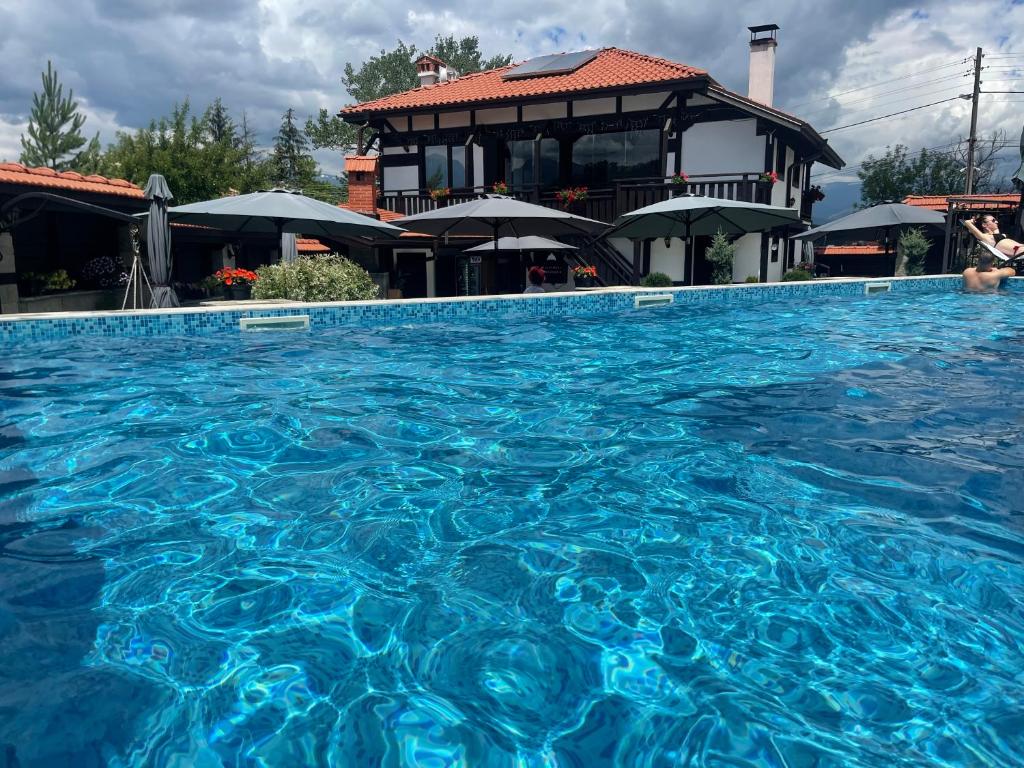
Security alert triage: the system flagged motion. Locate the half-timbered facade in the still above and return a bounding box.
[340,28,844,289]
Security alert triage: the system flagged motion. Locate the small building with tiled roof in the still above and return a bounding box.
[339,30,844,291]
[0,163,149,314]
[903,192,1021,212]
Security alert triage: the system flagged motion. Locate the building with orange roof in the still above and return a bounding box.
[0,163,149,314]
[339,26,844,292]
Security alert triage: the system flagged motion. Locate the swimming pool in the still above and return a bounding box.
[1,287,1022,766]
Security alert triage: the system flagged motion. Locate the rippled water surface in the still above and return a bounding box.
[2,290,1024,767]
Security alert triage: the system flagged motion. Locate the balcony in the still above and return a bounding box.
[377,173,775,225]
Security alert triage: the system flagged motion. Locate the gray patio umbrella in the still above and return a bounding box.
[463,236,577,252]
[791,202,945,242]
[143,174,178,308]
[393,196,607,239]
[281,233,298,263]
[606,193,800,240]
[165,188,405,240]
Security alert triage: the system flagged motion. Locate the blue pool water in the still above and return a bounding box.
[1,289,1023,767]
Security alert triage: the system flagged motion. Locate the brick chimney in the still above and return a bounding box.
[344,155,378,214]
[747,24,779,106]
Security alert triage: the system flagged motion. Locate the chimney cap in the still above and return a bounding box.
[748,24,779,41]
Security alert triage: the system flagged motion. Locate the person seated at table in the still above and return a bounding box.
[962,251,1015,292]
[962,215,1023,260]
[524,266,546,294]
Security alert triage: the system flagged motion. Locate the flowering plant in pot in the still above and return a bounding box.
[555,186,588,207]
[670,171,689,185]
[429,187,450,201]
[213,267,258,299]
[491,181,509,195]
[758,170,779,184]
[808,184,826,202]
[571,264,598,287]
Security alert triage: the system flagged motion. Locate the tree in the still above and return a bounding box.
[430,35,512,75]
[304,108,357,154]
[205,98,236,145]
[341,36,511,105]
[19,60,89,170]
[857,144,964,207]
[704,229,735,284]
[342,41,420,105]
[897,227,930,276]
[272,108,317,190]
[235,111,273,194]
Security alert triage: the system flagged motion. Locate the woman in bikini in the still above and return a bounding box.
[962,214,1023,260]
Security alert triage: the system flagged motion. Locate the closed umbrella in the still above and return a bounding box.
[1013,124,1023,235]
[144,174,177,308]
[281,233,299,263]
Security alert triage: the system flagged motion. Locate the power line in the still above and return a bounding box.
[784,57,970,110]
[811,141,1018,181]
[795,74,971,119]
[819,97,963,134]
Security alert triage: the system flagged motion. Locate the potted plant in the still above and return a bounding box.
[213,267,259,300]
[808,184,826,202]
[555,186,588,209]
[670,172,689,185]
[429,187,451,203]
[571,264,598,288]
[758,170,779,184]
[491,181,509,195]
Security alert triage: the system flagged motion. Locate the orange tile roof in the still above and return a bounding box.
[903,193,1020,211]
[341,48,706,115]
[297,237,331,253]
[344,155,378,173]
[815,244,887,256]
[0,162,143,198]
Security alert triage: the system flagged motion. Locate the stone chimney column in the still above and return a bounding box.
[416,55,442,87]
[747,24,779,107]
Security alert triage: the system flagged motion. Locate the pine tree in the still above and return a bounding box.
[19,60,89,170]
[704,229,736,285]
[272,108,316,189]
[205,98,236,145]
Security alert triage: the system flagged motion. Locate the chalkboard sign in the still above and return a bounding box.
[536,255,567,284]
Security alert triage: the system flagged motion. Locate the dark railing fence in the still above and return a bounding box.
[377,173,775,222]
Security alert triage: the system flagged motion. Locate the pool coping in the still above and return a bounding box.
[1,275,1019,342]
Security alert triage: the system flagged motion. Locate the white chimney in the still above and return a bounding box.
[747,24,779,106]
[416,54,450,87]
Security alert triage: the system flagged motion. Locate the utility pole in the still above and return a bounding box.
[964,47,983,194]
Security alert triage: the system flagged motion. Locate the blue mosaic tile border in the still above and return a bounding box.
[0,276,1014,343]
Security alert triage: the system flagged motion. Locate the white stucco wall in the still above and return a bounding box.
[473,144,484,189]
[680,119,764,176]
[731,233,762,283]
[649,238,686,282]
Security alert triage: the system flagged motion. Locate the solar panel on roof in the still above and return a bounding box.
[502,50,599,80]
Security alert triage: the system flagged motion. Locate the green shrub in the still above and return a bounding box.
[705,229,735,285]
[641,272,674,287]
[781,269,813,282]
[252,255,379,302]
[744,275,759,283]
[898,227,930,276]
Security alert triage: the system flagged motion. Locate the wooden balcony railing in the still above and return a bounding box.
[377,173,775,224]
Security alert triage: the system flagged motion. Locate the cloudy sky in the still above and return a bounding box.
[1,0,1021,211]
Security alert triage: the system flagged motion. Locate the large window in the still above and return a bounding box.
[508,139,559,187]
[571,129,660,185]
[425,145,468,189]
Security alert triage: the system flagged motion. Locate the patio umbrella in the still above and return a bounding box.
[165,188,405,240]
[462,236,577,252]
[791,202,945,242]
[606,193,800,240]
[281,232,298,263]
[143,174,178,308]
[791,202,945,274]
[394,195,606,239]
